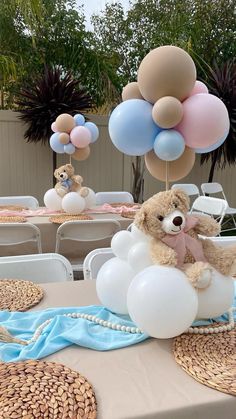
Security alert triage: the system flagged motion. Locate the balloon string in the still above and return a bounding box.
[69,155,72,165]
[165,161,169,191]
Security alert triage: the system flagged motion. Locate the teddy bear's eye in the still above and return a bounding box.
[173,202,178,208]
[157,215,164,221]
[63,170,66,172]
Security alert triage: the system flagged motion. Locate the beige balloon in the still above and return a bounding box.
[55,114,75,133]
[145,147,195,182]
[122,82,143,101]
[138,46,196,103]
[59,132,70,144]
[72,146,90,161]
[152,96,183,129]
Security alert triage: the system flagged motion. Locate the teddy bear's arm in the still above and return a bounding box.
[193,215,220,237]
[150,239,178,266]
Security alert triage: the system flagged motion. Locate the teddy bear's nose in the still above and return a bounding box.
[173,216,183,226]
[60,174,64,178]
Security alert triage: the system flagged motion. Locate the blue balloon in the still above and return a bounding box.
[84,122,99,143]
[64,143,76,155]
[108,99,161,156]
[194,130,229,154]
[49,133,64,154]
[153,130,185,161]
[74,114,85,126]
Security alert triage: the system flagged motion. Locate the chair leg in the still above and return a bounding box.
[37,237,42,253]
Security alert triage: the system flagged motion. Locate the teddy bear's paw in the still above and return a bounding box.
[195,268,212,289]
[229,259,236,277]
[80,187,89,198]
[56,188,67,197]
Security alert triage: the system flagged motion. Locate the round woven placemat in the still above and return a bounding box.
[173,325,236,396]
[121,210,137,219]
[0,205,27,211]
[49,214,93,224]
[0,279,44,311]
[0,360,97,419]
[109,202,141,208]
[0,216,26,223]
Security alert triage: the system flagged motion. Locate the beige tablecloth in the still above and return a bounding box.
[0,212,131,257]
[32,281,236,419]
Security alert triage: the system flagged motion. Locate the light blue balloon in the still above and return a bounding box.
[153,130,185,161]
[64,143,76,155]
[194,130,229,154]
[74,114,85,126]
[84,122,99,143]
[49,133,64,154]
[108,99,161,156]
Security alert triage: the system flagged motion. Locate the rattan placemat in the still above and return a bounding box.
[0,205,27,211]
[0,216,26,223]
[109,202,141,208]
[121,210,137,219]
[0,360,97,419]
[0,279,44,311]
[173,325,236,396]
[49,214,93,224]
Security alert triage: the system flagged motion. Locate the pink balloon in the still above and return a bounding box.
[51,122,58,132]
[189,80,208,96]
[176,94,230,149]
[70,126,92,148]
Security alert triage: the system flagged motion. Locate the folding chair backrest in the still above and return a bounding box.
[0,223,42,253]
[0,253,73,283]
[209,237,236,248]
[96,192,134,205]
[201,183,227,200]
[0,196,39,209]
[83,248,114,280]
[191,196,228,224]
[171,184,200,197]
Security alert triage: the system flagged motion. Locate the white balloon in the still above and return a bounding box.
[111,231,134,260]
[84,188,96,209]
[44,188,62,211]
[196,269,235,319]
[127,265,198,338]
[96,257,134,314]
[62,192,85,214]
[128,242,153,273]
[131,223,150,243]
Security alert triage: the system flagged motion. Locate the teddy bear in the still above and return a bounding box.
[134,189,236,289]
[54,164,89,198]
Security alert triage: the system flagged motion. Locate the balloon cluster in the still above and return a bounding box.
[109,46,230,181]
[50,113,99,161]
[96,225,234,338]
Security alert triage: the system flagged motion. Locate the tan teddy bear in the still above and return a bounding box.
[135,189,236,288]
[54,164,89,198]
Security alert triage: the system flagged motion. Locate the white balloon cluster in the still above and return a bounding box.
[96,225,235,339]
[44,188,96,214]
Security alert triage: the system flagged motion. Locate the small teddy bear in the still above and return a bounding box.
[135,189,236,289]
[54,164,89,198]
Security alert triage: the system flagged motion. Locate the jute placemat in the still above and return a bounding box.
[0,360,97,419]
[109,202,141,208]
[0,279,44,311]
[49,214,93,224]
[121,210,137,219]
[0,205,27,211]
[173,325,236,396]
[0,216,26,223]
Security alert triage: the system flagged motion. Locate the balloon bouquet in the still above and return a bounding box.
[96,46,233,339]
[44,113,99,214]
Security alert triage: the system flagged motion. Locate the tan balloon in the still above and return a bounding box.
[72,146,90,161]
[145,147,195,182]
[55,114,75,133]
[138,46,196,103]
[122,82,143,101]
[59,132,70,144]
[152,96,183,129]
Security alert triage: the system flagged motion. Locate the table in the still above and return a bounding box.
[0,212,132,257]
[33,280,236,419]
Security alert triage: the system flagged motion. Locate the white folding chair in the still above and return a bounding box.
[55,219,121,272]
[83,248,114,280]
[0,223,42,253]
[190,196,228,234]
[201,182,236,229]
[171,184,200,198]
[0,196,39,209]
[0,253,73,283]
[95,191,134,205]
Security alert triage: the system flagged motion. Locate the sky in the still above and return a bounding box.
[76,0,130,27]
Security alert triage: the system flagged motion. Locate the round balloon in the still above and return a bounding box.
[189,80,208,96]
[61,192,85,214]
[127,265,198,338]
[108,99,161,156]
[145,147,195,181]
[70,126,92,148]
[153,130,185,161]
[55,114,75,133]
[137,46,196,103]
[96,257,135,314]
[64,143,75,154]
[111,231,134,260]
[51,122,58,132]
[74,113,85,126]
[152,96,183,128]
[122,82,143,101]
[44,188,62,211]
[128,242,153,273]
[72,146,90,161]
[195,132,228,154]
[177,93,230,149]
[49,133,65,154]
[84,188,96,209]
[59,132,70,144]
[131,224,150,243]
[84,122,99,143]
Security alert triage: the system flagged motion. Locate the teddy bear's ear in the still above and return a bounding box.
[134,208,148,233]
[54,169,59,178]
[65,164,73,170]
[172,189,190,211]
